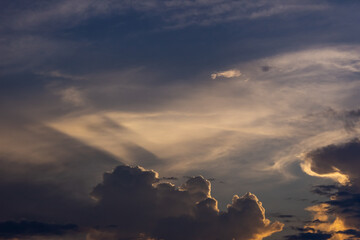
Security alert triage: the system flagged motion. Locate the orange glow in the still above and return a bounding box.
[300,161,350,185]
[303,203,356,240]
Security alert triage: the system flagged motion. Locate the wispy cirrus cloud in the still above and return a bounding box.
[46,46,360,181]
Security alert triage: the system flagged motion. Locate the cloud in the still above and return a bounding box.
[0,35,73,71]
[310,184,338,196]
[1,0,328,31]
[297,139,360,239]
[265,47,360,74]
[89,165,284,240]
[304,139,360,185]
[0,141,283,240]
[6,0,113,30]
[0,116,120,204]
[2,1,360,239]
[300,160,350,185]
[57,87,86,107]
[285,231,332,240]
[0,221,78,239]
[272,214,295,219]
[43,46,360,190]
[337,229,360,238]
[211,69,241,79]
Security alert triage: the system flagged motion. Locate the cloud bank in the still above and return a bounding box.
[0,163,283,240]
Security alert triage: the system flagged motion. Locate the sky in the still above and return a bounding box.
[1,0,360,239]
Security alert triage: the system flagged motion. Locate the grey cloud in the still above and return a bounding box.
[0,221,78,239]
[0,115,121,225]
[285,232,332,240]
[1,0,327,31]
[271,214,295,219]
[0,120,120,197]
[311,185,338,196]
[337,229,360,238]
[343,109,360,132]
[306,138,360,182]
[304,139,360,232]
[320,108,360,132]
[261,66,271,72]
[89,165,283,239]
[323,189,360,228]
[160,176,178,181]
[0,158,283,239]
[0,179,92,224]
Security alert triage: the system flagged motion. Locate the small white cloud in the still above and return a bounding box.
[211,69,241,79]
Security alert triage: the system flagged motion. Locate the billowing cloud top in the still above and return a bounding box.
[0,163,283,240]
[89,165,283,240]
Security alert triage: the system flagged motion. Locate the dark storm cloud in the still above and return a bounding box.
[0,221,77,239]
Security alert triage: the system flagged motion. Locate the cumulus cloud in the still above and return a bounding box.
[211,69,241,79]
[89,165,283,240]
[0,162,283,240]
